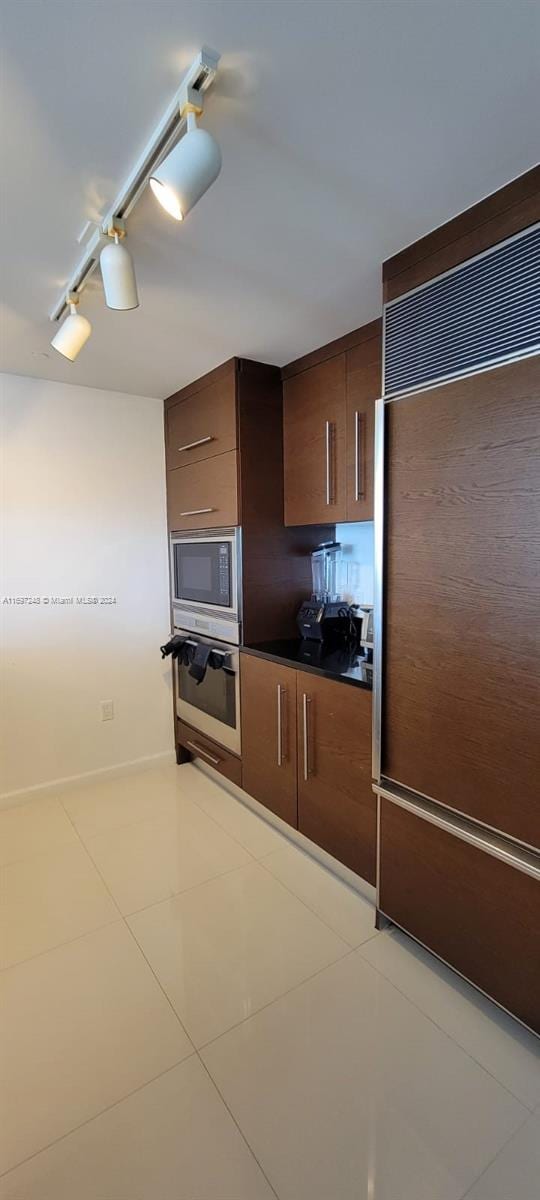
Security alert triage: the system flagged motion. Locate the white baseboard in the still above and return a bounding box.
[0,750,176,810]
[194,760,377,905]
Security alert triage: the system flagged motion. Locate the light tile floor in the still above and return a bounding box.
[0,762,538,1198]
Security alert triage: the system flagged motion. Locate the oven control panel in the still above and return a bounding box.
[172,604,240,647]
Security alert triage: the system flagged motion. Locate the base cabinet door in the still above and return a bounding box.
[379,798,540,1033]
[241,654,298,827]
[297,675,376,882]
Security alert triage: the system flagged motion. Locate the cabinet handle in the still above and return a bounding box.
[354,410,363,502]
[277,684,285,767]
[186,740,220,766]
[177,435,214,452]
[179,508,216,517]
[302,692,312,781]
[325,421,331,505]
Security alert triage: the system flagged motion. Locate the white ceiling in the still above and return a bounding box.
[1,0,539,399]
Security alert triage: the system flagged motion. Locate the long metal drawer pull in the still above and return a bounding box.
[179,507,215,516]
[374,782,540,883]
[186,740,220,766]
[354,410,363,501]
[302,693,311,781]
[177,435,214,452]
[277,684,284,767]
[325,421,331,505]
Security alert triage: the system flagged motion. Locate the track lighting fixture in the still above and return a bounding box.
[50,294,92,361]
[100,224,139,311]
[149,110,221,221]
[49,49,221,352]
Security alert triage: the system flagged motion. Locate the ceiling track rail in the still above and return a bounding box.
[49,47,220,323]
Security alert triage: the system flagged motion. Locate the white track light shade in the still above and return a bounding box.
[150,115,221,220]
[51,304,92,361]
[100,236,139,310]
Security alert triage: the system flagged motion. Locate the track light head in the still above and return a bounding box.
[150,110,221,221]
[100,228,139,311]
[50,296,92,361]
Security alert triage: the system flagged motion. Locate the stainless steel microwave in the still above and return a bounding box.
[170,528,241,628]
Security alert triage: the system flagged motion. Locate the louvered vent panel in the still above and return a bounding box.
[384,225,540,396]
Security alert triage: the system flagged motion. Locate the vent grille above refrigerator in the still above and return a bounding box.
[384,223,540,396]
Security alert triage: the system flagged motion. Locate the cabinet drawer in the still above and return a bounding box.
[166,371,237,471]
[167,451,239,530]
[379,796,540,1033]
[177,720,242,786]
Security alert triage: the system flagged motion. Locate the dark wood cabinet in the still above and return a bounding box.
[167,449,239,531]
[240,652,375,883]
[165,359,332,640]
[345,330,381,522]
[379,796,540,1034]
[383,356,540,850]
[166,367,237,472]
[176,719,242,787]
[297,673,375,882]
[241,654,298,827]
[282,320,381,526]
[283,355,347,525]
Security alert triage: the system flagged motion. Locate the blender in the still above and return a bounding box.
[296,542,346,641]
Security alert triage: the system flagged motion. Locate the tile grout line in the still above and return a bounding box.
[0,916,124,975]
[458,1110,537,1200]
[123,858,262,921]
[257,852,380,950]
[355,939,539,1112]
[0,1056,197,1183]
[196,1054,281,1200]
[55,763,260,854]
[183,767,381,951]
[58,795,199,1053]
[197,944,358,1054]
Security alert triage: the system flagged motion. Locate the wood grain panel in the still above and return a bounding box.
[282,318,381,380]
[383,356,540,849]
[383,165,540,302]
[240,653,298,827]
[345,330,382,520]
[165,359,235,408]
[237,359,334,641]
[379,798,540,1033]
[167,450,238,531]
[166,373,237,470]
[297,674,375,882]
[283,355,347,525]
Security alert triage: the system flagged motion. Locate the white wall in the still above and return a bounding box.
[0,373,173,800]
[335,522,374,606]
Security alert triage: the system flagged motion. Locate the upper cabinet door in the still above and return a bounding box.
[166,370,237,472]
[345,330,381,521]
[283,355,347,525]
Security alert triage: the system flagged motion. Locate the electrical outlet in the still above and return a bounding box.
[100,700,114,722]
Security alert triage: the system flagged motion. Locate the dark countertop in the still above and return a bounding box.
[241,639,373,691]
